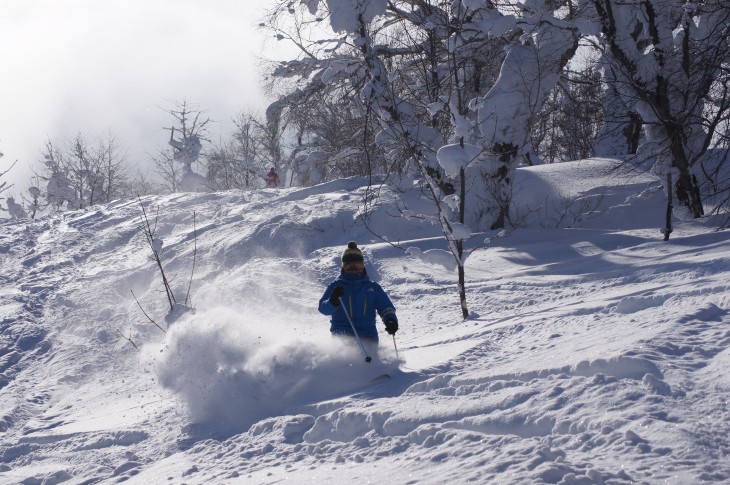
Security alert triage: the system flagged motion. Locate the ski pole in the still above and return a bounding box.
[392,334,400,360]
[339,299,372,363]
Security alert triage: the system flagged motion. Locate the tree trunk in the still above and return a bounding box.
[458,167,469,319]
[664,173,673,241]
[668,126,704,218]
[624,112,642,155]
[457,251,468,320]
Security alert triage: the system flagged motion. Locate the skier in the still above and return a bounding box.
[318,241,398,343]
[266,167,279,187]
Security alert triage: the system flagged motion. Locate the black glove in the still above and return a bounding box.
[329,286,344,307]
[384,316,398,335]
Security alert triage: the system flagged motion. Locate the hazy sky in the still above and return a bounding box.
[0,0,288,192]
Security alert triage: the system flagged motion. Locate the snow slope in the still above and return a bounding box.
[1,158,729,484]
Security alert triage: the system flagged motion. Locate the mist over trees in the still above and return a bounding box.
[31,132,131,212]
[3,0,728,232]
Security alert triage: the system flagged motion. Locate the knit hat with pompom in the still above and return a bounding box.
[341,241,364,265]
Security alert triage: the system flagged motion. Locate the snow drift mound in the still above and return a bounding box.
[143,306,397,431]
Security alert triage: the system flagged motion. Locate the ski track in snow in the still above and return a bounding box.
[1,166,730,484]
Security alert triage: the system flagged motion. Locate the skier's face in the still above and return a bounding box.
[343,261,364,275]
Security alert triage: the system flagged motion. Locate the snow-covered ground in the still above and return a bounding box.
[1,158,729,484]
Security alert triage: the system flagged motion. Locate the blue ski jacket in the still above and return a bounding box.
[318,269,396,341]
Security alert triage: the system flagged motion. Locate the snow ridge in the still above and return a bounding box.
[1,162,730,483]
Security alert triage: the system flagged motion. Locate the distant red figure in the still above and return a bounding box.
[266,168,280,188]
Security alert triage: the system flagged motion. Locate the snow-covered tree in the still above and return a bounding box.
[40,148,78,211]
[591,0,730,219]
[149,148,180,194]
[233,112,267,187]
[258,102,287,182]
[0,146,16,201]
[159,100,210,193]
[268,0,584,225]
[205,112,269,191]
[531,59,606,164]
[25,186,42,219]
[169,131,202,173]
[35,134,131,211]
[474,9,581,228]
[265,0,586,317]
[594,67,644,158]
[95,132,130,203]
[262,2,413,187]
[1,196,27,220]
[0,141,23,220]
[263,0,728,310]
